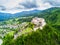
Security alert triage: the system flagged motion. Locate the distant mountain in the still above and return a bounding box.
[0,10,41,21]
[0,7,60,23]
[0,12,12,21]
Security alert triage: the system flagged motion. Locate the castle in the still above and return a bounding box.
[31,17,46,31]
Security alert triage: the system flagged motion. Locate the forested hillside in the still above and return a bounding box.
[0,7,60,45]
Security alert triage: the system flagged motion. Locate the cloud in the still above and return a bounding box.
[0,0,60,14]
[46,0,60,6]
[0,6,6,11]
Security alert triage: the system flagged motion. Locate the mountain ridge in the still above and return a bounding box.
[0,7,60,21]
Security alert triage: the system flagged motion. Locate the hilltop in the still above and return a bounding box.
[2,18,60,45]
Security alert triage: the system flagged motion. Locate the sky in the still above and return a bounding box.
[0,0,60,14]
